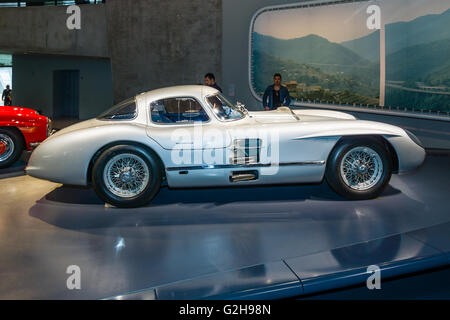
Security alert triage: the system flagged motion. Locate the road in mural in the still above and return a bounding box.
[252,0,450,112]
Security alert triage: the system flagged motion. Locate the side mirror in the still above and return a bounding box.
[236,101,246,108]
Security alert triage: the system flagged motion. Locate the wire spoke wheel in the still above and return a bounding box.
[103,153,150,198]
[0,133,14,162]
[340,146,383,191]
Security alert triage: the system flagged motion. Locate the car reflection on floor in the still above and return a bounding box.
[0,151,448,299]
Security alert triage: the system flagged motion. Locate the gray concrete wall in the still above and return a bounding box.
[222,0,450,149]
[0,4,109,57]
[1,1,222,116]
[105,0,222,103]
[13,53,113,120]
[0,1,222,104]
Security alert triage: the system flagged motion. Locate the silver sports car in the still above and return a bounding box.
[26,85,425,207]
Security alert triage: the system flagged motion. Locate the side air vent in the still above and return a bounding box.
[230,170,259,182]
[230,139,261,165]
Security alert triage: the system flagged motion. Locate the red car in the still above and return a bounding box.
[0,106,51,168]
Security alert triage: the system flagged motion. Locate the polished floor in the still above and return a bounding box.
[0,150,449,299]
[302,265,450,300]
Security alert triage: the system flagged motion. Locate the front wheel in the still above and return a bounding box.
[325,138,392,200]
[92,145,162,208]
[0,129,23,169]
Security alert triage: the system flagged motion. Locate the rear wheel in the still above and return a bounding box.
[0,128,23,169]
[326,138,392,200]
[92,145,162,208]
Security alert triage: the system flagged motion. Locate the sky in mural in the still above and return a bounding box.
[254,0,450,42]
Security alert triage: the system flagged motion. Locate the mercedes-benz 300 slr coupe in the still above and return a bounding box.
[26,85,425,207]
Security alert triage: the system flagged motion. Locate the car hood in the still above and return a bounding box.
[0,106,39,116]
[248,108,357,124]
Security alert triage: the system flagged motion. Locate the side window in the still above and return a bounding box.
[150,97,209,124]
[97,99,137,120]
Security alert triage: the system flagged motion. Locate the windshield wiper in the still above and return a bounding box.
[289,108,300,121]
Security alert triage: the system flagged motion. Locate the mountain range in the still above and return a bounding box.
[253,33,369,71]
[387,38,450,82]
[341,7,450,62]
[252,7,450,110]
[253,7,450,66]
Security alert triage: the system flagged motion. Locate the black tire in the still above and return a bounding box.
[0,128,24,169]
[92,145,162,208]
[325,137,392,200]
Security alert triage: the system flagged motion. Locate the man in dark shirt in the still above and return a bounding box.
[262,73,291,110]
[2,85,12,106]
[204,73,222,93]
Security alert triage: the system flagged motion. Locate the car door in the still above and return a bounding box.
[145,96,232,167]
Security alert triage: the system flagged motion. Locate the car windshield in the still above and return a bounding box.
[97,98,137,120]
[206,93,245,121]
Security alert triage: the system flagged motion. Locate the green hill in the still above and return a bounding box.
[387,38,450,82]
[252,50,379,105]
[253,33,369,69]
[252,50,327,93]
[341,8,450,61]
[340,30,380,62]
[385,38,450,111]
[425,62,450,87]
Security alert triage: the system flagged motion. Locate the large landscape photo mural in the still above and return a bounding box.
[251,0,450,113]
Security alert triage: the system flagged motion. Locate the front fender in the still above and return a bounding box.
[384,135,426,174]
[292,120,426,174]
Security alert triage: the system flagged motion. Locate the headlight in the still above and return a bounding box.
[405,129,424,148]
[47,118,53,137]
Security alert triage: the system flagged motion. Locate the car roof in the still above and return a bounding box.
[137,85,219,101]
